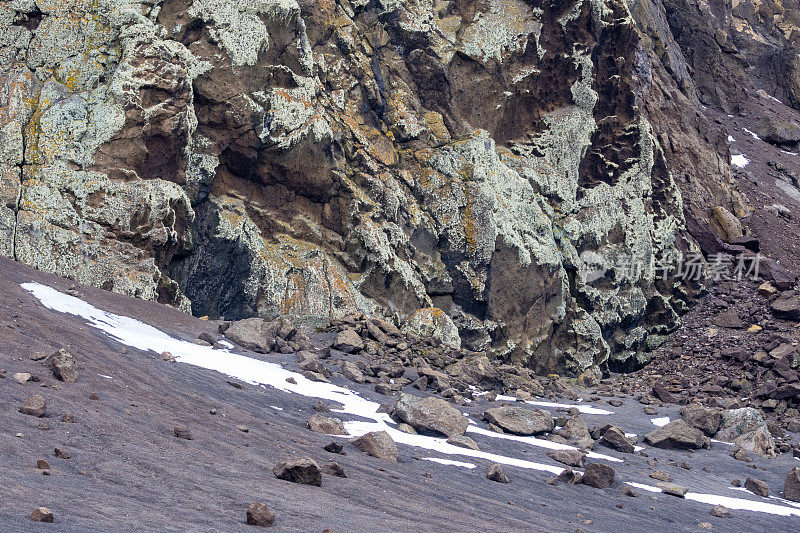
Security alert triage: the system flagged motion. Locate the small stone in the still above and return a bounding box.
[49,349,78,383]
[323,441,344,454]
[29,507,54,523]
[446,435,479,450]
[19,394,47,417]
[313,401,330,413]
[61,414,75,423]
[709,505,730,518]
[307,414,347,435]
[621,485,639,497]
[649,470,670,482]
[546,449,586,468]
[236,425,249,433]
[285,377,297,384]
[657,483,688,497]
[173,426,193,440]
[487,463,510,483]
[322,461,347,478]
[555,468,582,484]
[600,426,635,453]
[161,351,175,362]
[350,431,398,461]
[273,457,322,486]
[581,463,615,489]
[36,459,51,470]
[246,502,275,527]
[698,522,713,529]
[53,447,70,459]
[744,477,769,497]
[13,372,31,384]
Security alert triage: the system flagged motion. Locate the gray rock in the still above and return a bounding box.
[394,393,468,437]
[546,448,586,468]
[599,426,635,453]
[350,431,398,461]
[273,457,323,486]
[224,319,273,353]
[734,427,776,457]
[785,467,800,502]
[173,427,193,440]
[333,329,363,353]
[756,117,800,147]
[246,502,275,527]
[581,463,615,489]
[486,463,509,483]
[657,483,688,498]
[49,348,78,383]
[681,404,722,436]
[557,415,591,442]
[744,477,769,497]
[322,461,347,478]
[556,468,583,484]
[446,435,479,450]
[770,291,800,321]
[717,408,766,441]
[19,395,46,417]
[340,361,365,383]
[306,414,347,436]
[709,505,730,518]
[644,420,711,450]
[483,406,553,436]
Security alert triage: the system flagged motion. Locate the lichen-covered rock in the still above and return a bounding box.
[0,0,756,375]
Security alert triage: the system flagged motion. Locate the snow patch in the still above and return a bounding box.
[731,154,750,168]
[651,417,670,427]
[422,457,477,469]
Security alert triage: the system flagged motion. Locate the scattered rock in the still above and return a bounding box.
[394,393,468,437]
[323,442,345,455]
[643,420,710,450]
[273,458,322,487]
[483,406,553,436]
[19,394,46,417]
[770,291,800,321]
[709,505,730,518]
[13,372,31,384]
[599,426,635,453]
[734,427,776,457]
[333,329,363,353]
[744,477,768,497]
[657,483,688,498]
[340,361,365,383]
[173,427,193,440]
[53,447,70,459]
[785,467,800,502]
[486,463,509,483]
[621,485,639,497]
[37,459,51,470]
[29,507,54,523]
[446,435,479,450]
[717,408,766,441]
[680,404,722,437]
[555,468,582,484]
[224,318,273,353]
[350,431,398,461]
[246,502,275,527]
[546,449,586,468]
[322,461,347,478]
[48,349,78,383]
[306,415,347,436]
[581,463,615,489]
[649,470,670,482]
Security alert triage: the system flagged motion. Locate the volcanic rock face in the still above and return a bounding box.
[2,0,780,374]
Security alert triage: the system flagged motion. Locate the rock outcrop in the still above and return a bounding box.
[5,0,792,375]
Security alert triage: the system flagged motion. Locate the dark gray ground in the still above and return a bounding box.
[1,257,798,532]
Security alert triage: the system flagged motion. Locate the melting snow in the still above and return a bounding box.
[742,128,760,140]
[731,154,750,168]
[422,458,477,469]
[728,135,736,142]
[494,395,613,416]
[627,483,800,517]
[651,417,670,427]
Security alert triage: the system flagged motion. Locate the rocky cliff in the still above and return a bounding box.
[1,0,796,375]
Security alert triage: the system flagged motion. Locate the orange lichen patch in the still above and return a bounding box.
[423,111,450,142]
[462,187,478,256]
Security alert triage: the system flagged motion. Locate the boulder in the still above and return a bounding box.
[29,507,54,523]
[224,318,273,353]
[744,477,769,497]
[19,395,47,417]
[394,393,468,437]
[332,329,364,353]
[644,420,710,450]
[734,427,776,457]
[680,404,722,436]
[340,361,365,383]
[546,449,586,468]
[599,426,635,453]
[770,291,800,321]
[49,349,78,383]
[717,408,765,441]
[350,431,398,461]
[556,415,591,443]
[581,463,615,489]
[756,117,800,147]
[785,467,800,502]
[306,415,347,436]
[246,502,275,527]
[486,463,509,483]
[273,458,322,486]
[483,406,553,436]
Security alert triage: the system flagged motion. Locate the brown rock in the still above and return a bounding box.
[785,467,800,502]
[29,507,54,523]
[49,349,78,383]
[322,461,347,478]
[173,427,193,440]
[53,447,70,459]
[446,435,479,450]
[709,505,730,518]
[394,393,468,437]
[581,463,615,489]
[486,463,509,483]
[744,477,769,497]
[546,449,586,468]
[483,406,553,436]
[644,420,710,450]
[306,414,347,436]
[36,459,51,470]
[333,329,364,353]
[19,394,47,417]
[246,502,275,527]
[649,470,670,482]
[681,404,722,436]
[350,431,398,461]
[273,457,322,486]
[599,426,635,453]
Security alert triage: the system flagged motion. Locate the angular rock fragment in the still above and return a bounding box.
[350,431,398,462]
[273,458,322,487]
[246,502,275,527]
[486,463,509,483]
[644,420,710,450]
[483,406,553,436]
